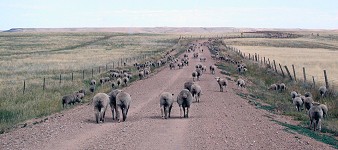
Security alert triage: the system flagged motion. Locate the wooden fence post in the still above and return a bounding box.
[92,68,94,77]
[99,66,101,73]
[23,80,26,94]
[284,66,293,80]
[59,74,62,84]
[312,76,316,88]
[106,64,108,71]
[324,70,329,89]
[82,70,85,80]
[303,67,306,82]
[71,72,73,82]
[264,57,266,64]
[279,64,285,77]
[273,60,277,72]
[43,77,46,91]
[113,62,115,69]
[292,65,296,81]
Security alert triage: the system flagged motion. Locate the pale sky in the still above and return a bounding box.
[0,0,338,30]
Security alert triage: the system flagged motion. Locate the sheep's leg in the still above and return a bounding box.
[102,109,106,122]
[318,119,321,131]
[179,106,183,118]
[164,106,169,119]
[160,106,164,118]
[116,106,122,123]
[168,105,172,118]
[122,108,127,121]
[186,107,189,118]
[95,111,99,124]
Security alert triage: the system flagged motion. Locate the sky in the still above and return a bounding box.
[0,0,338,30]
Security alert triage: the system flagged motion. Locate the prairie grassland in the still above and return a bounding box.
[0,32,183,132]
[223,36,338,87]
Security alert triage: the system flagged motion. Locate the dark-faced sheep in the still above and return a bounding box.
[237,79,246,89]
[191,84,202,103]
[209,65,215,75]
[122,77,129,86]
[268,84,278,91]
[308,104,323,131]
[90,79,96,86]
[279,83,286,92]
[99,78,105,85]
[92,93,110,123]
[159,92,174,119]
[116,78,122,87]
[291,91,298,99]
[89,85,95,93]
[319,104,328,119]
[304,97,314,111]
[304,92,312,98]
[139,70,144,80]
[192,71,197,82]
[293,96,303,112]
[319,86,327,97]
[184,81,194,92]
[196,68,202,81]
[177,89,193,118]
[116,91,132,122]
[215,77,227,92]
[108,89,122,120]
[62,93,81,108]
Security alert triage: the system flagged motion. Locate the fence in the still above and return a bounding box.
[226,46,338,91]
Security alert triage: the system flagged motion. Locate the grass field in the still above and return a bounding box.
[0,32,184,133]
[223,35,338,87]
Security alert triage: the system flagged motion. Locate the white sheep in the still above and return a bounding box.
[116,78,122,87]
[92,93,110,123]
[293,96,303,112]
[108,89,122,120]
[191,84,202,103]
[304,97,314,111]
[308,103,323,131]
[319,104,328,119]
[184,81,194,92]
[279,83,286,92]
[237,79,246,89]
[268,84,278,91]
[215,77,227,92]
[90,79,96,85]
[318,86,327,97]
[115,91,132,122]
[159,92,174,119]
[177,89,193,118]
[290,91,298,99]
[209,65,216,75]
[122,77,129,86]
[192,71,197,82]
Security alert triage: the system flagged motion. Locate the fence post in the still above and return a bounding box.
[292,65,296,81]
[59,74,62,84]
[113,62,115,69]
[278,64,285,77]
[249,53,251,60]
[324,70,329,89]
[106,64,108,71]
[43,77,45,91]
[82,70,85,80]
[303,67,306,82]
[23,80,26,94]
[264,57,266,64]
[312,76,316,88]
[71,72,73,82]
[284,66,293,80]
[99,66,101,73]
[92,68,94,77]
[273,60,277,72]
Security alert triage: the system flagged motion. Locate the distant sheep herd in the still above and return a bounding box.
[60,39,329,133]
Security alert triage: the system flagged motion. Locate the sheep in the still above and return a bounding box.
[159,92,174,119]
[116,78,122,87]
[319,104,328,119]
[318,86,327,97]
[304,92,312,98]
[62,93,81,108]
[308,103,323,131]
[115,91,132,122]
[122,77,129,86]
[177,62,184,69]
[108,89,122,120]
[177,89,193,118]
[293,96,303,112]
[304,97,314,111]
[191,84,202,103]
[90,79,96,86]
[201,66,207,73]
[89,85,95,93]
[111,81,117,89]
[99,78,105,85]
[291,91,298,99]
[184,81,194,92]
[196,68,202,81]
[78,88,86,95]
[139,70,144,80]
[209,65,216,75]
[92,93,110,123]
[104,77,110,82]
[215,77,227,92]
[237,79,246,89]
[200,57,206,62]
[192,71,197,82]
[144,69,150,78]
[268,84,278,90]
[169,62,176,70]
[75,92,85,100]
[279,83,286,92]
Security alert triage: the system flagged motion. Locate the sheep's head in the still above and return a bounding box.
[215,77,221,82]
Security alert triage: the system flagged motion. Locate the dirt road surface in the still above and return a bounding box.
[0,40,335,150]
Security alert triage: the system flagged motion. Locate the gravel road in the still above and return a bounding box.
[0,40,335,150]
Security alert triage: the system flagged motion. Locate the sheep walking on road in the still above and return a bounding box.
[215,77,227,92]
[159,92,174,119]
[177,89,193,118]
[92,93,110,124]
